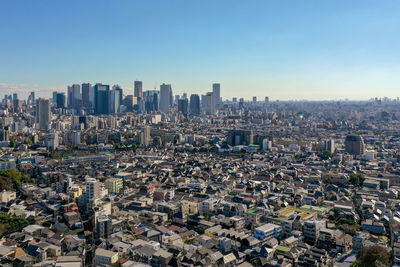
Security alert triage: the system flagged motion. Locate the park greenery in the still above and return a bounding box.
[0,168,35,191]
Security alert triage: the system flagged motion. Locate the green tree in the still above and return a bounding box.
[320,150,333,159]
[24,137,33,146]
[9,140,16,148]
[351,246,390,267]
[349,173,365,187]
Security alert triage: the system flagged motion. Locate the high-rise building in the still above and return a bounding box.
[265,96,269,103]
[96,215,112,239]
[94,83,110,114]
[178,99,188,115]
[12,93,18,101]
[160,83,172,113]
[85,177,100,201]
[68,84,81,109]
[28,92,35,105]
[82,83,92,107]
[253,96,257,103]
[143,90,159,112]
[72,131,81,147]
[212,83,221,107]
[134,81,143,99]
[345,135,365,155]
[205,92,216,115]
[140,126,151,146]
[56,93,66,109]
[189,94,200,115]
[110,85,123,114]
[0,127,9,142]
[227,129,254,146]
[324,139,335,154]
[36,98,51,131]
[52,91,58,104]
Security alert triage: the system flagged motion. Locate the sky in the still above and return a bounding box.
[1,0,400,100]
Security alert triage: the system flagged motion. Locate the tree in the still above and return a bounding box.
[320,150,333,159]
[351,246,390,267]
[24,137,33,146]
[9,140,16,148]
[349,173,365,187]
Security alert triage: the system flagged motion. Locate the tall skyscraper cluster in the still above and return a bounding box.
[48,81,223,116]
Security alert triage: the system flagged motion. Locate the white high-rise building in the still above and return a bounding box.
[160,83,172,113]
[140,126,151,146]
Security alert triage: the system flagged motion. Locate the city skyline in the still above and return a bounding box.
[1,0,400,100]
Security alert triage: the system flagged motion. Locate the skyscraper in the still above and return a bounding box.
[178,99,188,115]
[212,83,221,107]
[56,92,66,109]
[205,92,216,115]
[94,83,110,114]
[110,85,123,113]
[143,90,159,112]
[189,94,200,115]
[82,83,92,107]
[36,98,51,131]
[134,81,143,99]
[160,83,172,113]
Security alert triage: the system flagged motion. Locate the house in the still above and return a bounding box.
[95,248,119,266]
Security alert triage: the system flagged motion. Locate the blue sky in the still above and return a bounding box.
[1,0,400,100]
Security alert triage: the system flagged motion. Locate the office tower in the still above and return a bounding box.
[36,98,51,131]
[189,94,200,115]
[175,95,180,105]
[265,96,269,103]
[143,90,159,112]
[82,83,92,107]
[110,85,123,114]
[345,135,365,155]
[140,126,151,146]
[182,93,187,100]
[52,91,58,104]
[160,83,172,113]
[12,93,18,101]
[71,84,81,109]
[324,139,335,154]
[28,92,35,105]
[67,86,73,108]
[201,94,206,108]
[205,92,216,115]
[253,96,257,103]
[56,93,66,109]
[94,83,110,114]
[212,83,221,107]
[178,99,188,115]
[134,81,143,98]
[239,98,244,108]
[233,97,237,103]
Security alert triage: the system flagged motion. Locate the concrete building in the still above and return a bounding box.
[160,83,172,113]
[105,178,123,194]
[345,135,365,155]
[36,98,51,131]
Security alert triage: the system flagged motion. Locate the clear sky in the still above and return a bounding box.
[1,0,400,100]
